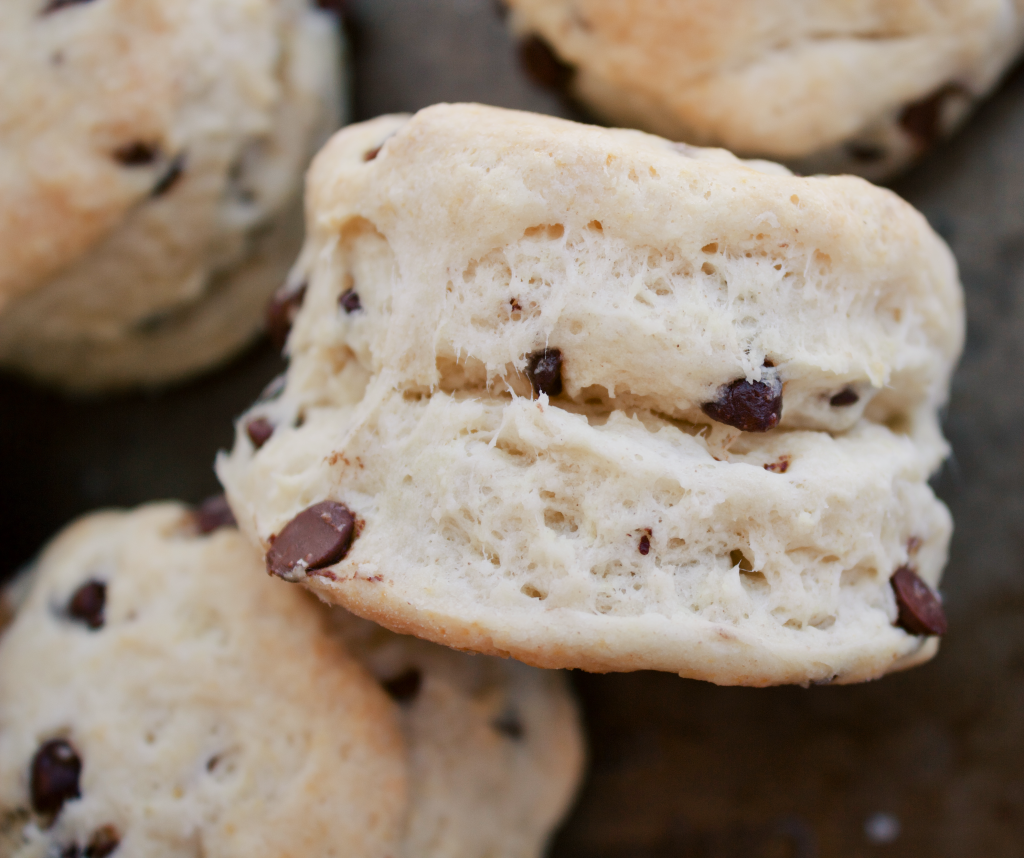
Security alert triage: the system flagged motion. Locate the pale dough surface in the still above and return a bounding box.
[505,0,1024,178]
[0,0,342,391]
[218,104,963,685]
[0,504,407,858]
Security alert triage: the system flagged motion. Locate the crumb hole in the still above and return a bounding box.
[701,242,718,254]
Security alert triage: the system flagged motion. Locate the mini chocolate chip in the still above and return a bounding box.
[266,282,307,351]
[829,387,859,407]
[246,417,274,449]
[518,35,575,91]
[363,145,382,162]
[381,668,422,703]
[339,288,362,313]
[31,740,81,816]
[150,153,185,197]
[900,84,965,151]
[266,501,356,581]
[525,348,563,397]
[638,534,650,555]
[194,494,236,534]
[701,369,782,432]
[86,826,120,858]
[113,142,159,166]
[846,142,887,163]
[492,709,525,740]
[67,580,105,630]
[764,456,791,474]
[41,0,94,14]
[510,298,522,312]
[891,565,947,636]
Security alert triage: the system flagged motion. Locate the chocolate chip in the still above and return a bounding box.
[846,142,887,163]
[40,0,94,14]
[31,740,81,816]
[638,534,650,555]
[266,501,356,581]
[67,580,105,630]
[381,668,422,703]
[829,387,859,407]
[701,368,782,432]
[194,494,236,534]
[363,146,382,162]
[764,456,791,474]
[518,35,575,91]
[150,153,185,197]
[113,142,159,167]
[900,84,965,151]
[525,348,563,397]
[246,417,274,449]
[266,282,307,351]
[891,565,947,636]
[339,288,362,313]
[85,826,120,858]
[492,709,525,740]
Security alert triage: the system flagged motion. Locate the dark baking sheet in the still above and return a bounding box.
[3,1,1024,855]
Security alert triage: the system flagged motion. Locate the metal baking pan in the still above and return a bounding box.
[3,1,1022,855]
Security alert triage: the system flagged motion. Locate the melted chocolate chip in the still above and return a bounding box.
[763,456,791,474]
[339,288,362,313]
[525,348,563,397]
[246,417,274,449]
[900,84,965,151]
[701,369,782,432]
[266,282,307,351]
[41,0,94,14]
[113,142,158,166]
[31,740,81,816]
[492,709,525,740]
[194,495,236,534]
[638,534,650,555]
[67,580,105,630]
[891,565,947,636]
[829,387,859,407]
[518,35,575,91]
[150,154,185,197]
[381,668,422,703]
[363,146,382,162]
[266,501,356,581]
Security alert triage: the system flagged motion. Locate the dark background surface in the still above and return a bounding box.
[3,1,1024,855]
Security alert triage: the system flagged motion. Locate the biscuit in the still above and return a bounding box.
[330,612,585,858]
[217,104,963,685]
[504,0,1024,179]
[0,502,585,857]
[0,504,407,858]
[0,0,342,391]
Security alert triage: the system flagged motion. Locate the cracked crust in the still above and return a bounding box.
[0,0,343,391]
[505,0,1024,179]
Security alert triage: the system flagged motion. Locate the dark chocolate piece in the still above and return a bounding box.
[266,282,307,351]
[339,288,362,313]
[381,668,422,703]
[113,142,158,167]
[67,580,105,630]
[245,417,274,449]
[701,368,782,433]
[31,740,81,816]
[891,565,947,636]
[518,35,575,91]
[829,387,859,407]
[266,501,356,581]
[638,534,650,555]
[194,495,236,534]
[525,348,563,397]
[900,84,966,151]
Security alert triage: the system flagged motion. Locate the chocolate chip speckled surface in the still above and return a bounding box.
[2,0,1024,854]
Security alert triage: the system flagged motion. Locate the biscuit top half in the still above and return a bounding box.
[288,103,963,442]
